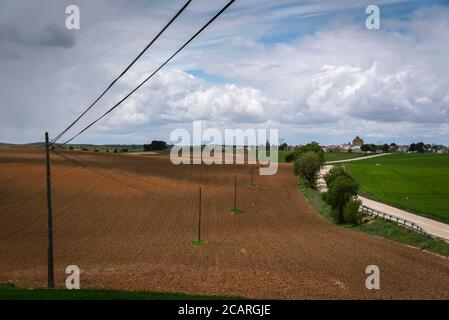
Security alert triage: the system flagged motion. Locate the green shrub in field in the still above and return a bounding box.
[293,152,323,187]
[343,199,362,225]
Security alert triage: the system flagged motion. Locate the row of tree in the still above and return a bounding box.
[361,142,446,153]
[291,142,362,225]
[408,142,446,153]
[360,143,395,153]
[144,140,167,151]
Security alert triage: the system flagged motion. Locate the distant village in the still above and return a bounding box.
[321,136,449,154]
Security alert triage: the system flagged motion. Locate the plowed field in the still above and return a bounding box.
[1,148,448,299]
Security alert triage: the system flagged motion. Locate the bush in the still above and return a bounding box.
[293,152,323,187]
[343,199,362,225]
[285,152,295,163]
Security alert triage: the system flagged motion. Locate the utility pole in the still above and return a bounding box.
[234,175,237,210]
[198,187,202,242]
[45,132,55,288]
[251,164,254,185]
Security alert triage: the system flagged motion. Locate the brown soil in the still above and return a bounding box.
[1,147,448,299]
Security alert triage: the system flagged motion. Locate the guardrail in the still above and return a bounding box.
[359,205,436,239]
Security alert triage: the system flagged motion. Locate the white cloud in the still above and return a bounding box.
[107,69,269,127]
[1,1,449,145]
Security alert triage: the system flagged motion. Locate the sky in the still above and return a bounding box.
[1,0,449,146]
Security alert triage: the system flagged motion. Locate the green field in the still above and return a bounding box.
[0,283,240,300]
[345,153,449,223]
[324,152,367,162]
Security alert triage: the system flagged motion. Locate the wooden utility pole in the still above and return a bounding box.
[251,164,254,185]
[45,132,55,288]
[234,175,237,210]
[198,187,202,242]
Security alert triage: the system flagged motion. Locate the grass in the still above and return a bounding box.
[192,239,206,246]
[324,152,367,162]
[354,219,449,256]
[0,282,241,300]
[344,153,449,224]
[230,208,245,215]
[299,181,449,257]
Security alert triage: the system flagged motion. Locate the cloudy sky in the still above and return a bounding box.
[1,0,449,145]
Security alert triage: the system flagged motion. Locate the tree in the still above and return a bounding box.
[285,152,295,163]
[361,144,370,153]
[323,175,359,224]
[324,166,352,188]
[144,140,167,151]
[343,199,362,225]
[286,141,324,162]
[380,144,389,153]
[416,142,425,153]
[293,152,323,187]
[409,143,417,152]
[389,143,398,153]
[287,141,324,163]
[298,141,324,161]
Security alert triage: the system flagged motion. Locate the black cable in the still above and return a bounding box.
[52,149,156,195]
[50,0,192,145]
[64,150,176,190]
[61,0,235,145]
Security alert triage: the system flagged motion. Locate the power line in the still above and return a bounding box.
[52,149,157,195]
[50,0,193,145]
[62,150,176,190]
[60,0,235,145]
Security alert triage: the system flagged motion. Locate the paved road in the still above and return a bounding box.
[325,152,392,164]
[318,159,449,241]
[358,195,449,240]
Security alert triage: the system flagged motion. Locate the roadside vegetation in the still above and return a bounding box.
[294,143,449,257]
[299,181,449,257]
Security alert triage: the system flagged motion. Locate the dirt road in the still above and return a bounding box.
[1,148,449,299]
